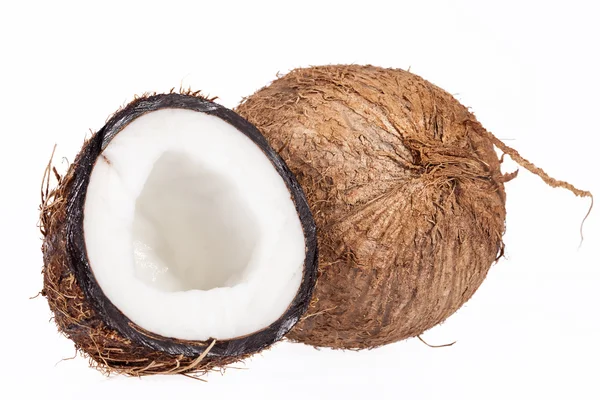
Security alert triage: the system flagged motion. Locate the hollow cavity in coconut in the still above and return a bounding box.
[40,93,317,375]
[236,65,591,349]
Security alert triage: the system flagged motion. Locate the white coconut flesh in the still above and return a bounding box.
[83,108,306,341]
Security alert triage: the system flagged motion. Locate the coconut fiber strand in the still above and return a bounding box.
[236,64,591,349]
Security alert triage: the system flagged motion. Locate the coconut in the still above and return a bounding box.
[236,64,592,349]
[40,92,318,375]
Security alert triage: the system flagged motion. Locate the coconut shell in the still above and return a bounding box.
[40,92,318,375]
[235,65,519,349]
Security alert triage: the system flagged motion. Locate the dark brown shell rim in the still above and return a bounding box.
[64,93,318,358]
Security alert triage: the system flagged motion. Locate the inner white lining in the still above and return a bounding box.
[83,108,305,341]
[132,151,259,292]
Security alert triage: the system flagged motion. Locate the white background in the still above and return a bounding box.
[1,0,598,399]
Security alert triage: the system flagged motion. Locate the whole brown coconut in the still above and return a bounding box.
[236,64,591,349]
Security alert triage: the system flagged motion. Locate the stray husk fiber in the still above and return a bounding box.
[236,64,592,349]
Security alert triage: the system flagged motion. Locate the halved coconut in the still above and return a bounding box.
[40,93,317,375]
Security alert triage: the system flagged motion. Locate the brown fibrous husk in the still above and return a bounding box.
[236,64,592,349]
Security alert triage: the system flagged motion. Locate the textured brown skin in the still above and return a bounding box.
[41,161,243,376]
[237,65,510,349]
